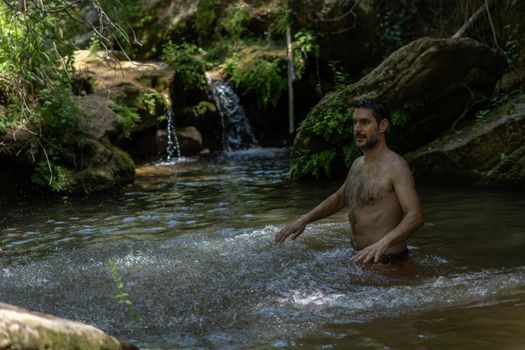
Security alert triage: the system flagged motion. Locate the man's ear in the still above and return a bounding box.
[379,118,389,133]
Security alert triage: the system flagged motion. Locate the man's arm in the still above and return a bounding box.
[352,159,424,263]
[274,169,351,244]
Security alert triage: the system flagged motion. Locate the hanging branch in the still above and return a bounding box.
[452,0,494,38]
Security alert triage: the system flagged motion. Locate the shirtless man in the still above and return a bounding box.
[275,99,423,264]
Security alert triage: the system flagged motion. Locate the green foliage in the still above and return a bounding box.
[108,259,140,322]
[342,145,360,168]
[113,103,141,137]
[161,42,206,90]
[476,93,516,120]
[391,111,411,126]
[221,3,251,40]
[32,161,74,192]
[223,52,287,108]
[293,31,318,79]
[204,40,234,66]
[140,92,158,116]
[503,21,525,67]
[195,0,223,42]
[308,107,355,140]
[328,61,352,90]
[291,149,337,179]
[267,1,291,36]
[291,106,355,179]
[0,2,76,128]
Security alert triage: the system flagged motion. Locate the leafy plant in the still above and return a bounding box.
[113,103,141,137]
[293,31,318,80]
[108,259,140,322]
[291,149,337,178]
[328,61,352,91]
[223,51,287,108]
[391,111,411,126]
[161,42,206,91]
[140,92,158,116]
[291,106,355,179]
[221,3,251,40]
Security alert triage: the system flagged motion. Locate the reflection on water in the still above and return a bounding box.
[1,147,524,349]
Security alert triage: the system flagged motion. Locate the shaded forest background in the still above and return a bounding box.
[1,0,524,195]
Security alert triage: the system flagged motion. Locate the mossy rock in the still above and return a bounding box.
[406,95,525,188]
[32,136,135,195]
[291,37,507,179]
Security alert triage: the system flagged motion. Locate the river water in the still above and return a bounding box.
[1,148,524,349]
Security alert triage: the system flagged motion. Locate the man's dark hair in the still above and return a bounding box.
[353,99,390,123]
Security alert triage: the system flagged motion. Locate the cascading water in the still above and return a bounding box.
[206,74,258,151]
[165,108,181,161]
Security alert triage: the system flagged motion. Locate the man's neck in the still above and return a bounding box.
[362,139,387,163]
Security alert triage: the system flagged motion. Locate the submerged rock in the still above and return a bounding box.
[291,37,506,179]
[406,95,525,187]
[0,302,138,350]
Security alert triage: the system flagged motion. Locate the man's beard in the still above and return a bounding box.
[355,134,379,151]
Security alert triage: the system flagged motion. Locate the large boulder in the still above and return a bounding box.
[74,50,172,160]
[0,302,138,350]
[74,50,171,133]
[0,127,135,196]
[291,37,507,179]
[29,134,136,195]
[406,95,525,187]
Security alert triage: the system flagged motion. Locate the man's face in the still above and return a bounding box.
[353,107,381,151]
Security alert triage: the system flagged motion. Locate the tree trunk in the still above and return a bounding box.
[287,25,295,135]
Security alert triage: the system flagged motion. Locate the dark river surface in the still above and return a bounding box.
[1,148,525,349]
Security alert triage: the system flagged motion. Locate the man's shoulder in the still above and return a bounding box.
[350,155,365,168]
[384,150,412,177]
[385,150,408,166]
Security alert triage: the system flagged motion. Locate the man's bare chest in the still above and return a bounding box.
[345,165,391,208]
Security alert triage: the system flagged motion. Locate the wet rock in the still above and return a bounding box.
[0,302,138,350]
[291,37,507,179]
[176,126,204,156]
[406,95,525,187]
[128,126,203,162]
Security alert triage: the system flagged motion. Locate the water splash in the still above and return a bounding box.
[1,224,524,349]
[206,74,258,151]
[165,109,181,161]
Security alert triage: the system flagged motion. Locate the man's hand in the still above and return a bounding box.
[351,240,389,263]
[275,218,308,243]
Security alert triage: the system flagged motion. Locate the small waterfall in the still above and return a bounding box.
[206,74,258,151]
[165,109,181,161]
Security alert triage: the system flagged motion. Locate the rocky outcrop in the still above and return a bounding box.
[406,95,525,187]
[0,302,138,350]
[291,37,507,179]
[74,50,171,141]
